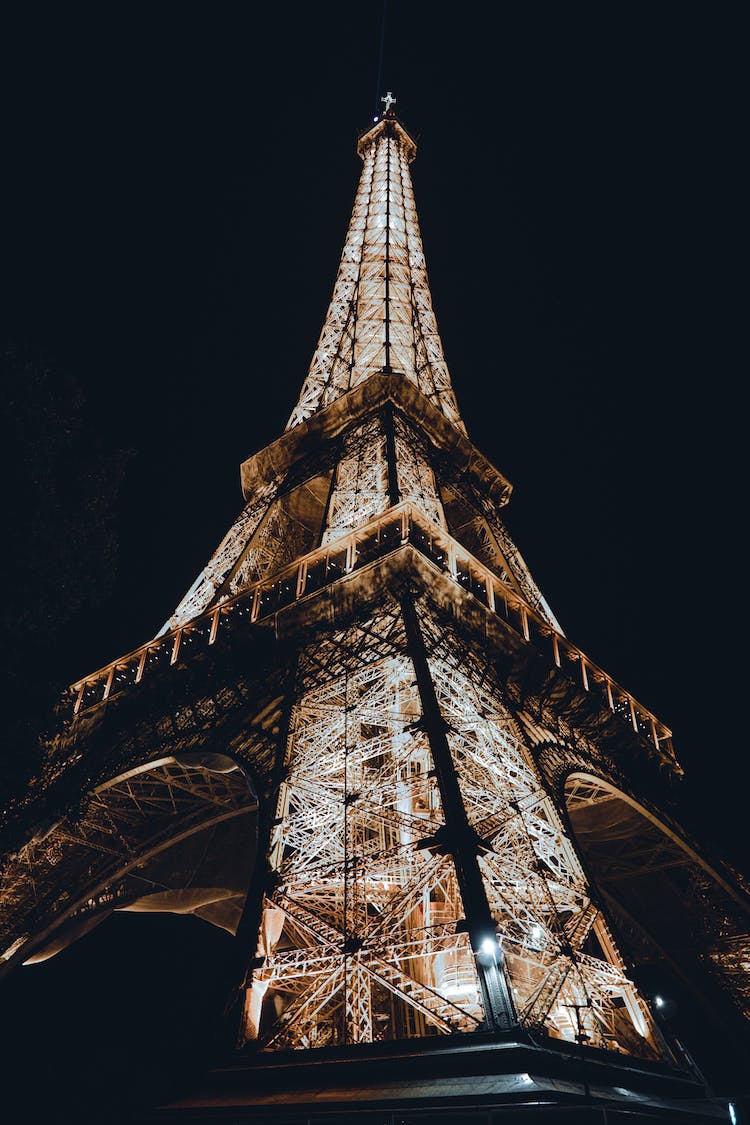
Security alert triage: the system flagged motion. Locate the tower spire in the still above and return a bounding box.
[288,106,465,433]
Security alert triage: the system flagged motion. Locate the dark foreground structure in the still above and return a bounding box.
[149,1035,734,1122]
[1,104,748,1122]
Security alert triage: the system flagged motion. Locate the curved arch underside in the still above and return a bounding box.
[564,774,750,1030]
[0,753,258,974]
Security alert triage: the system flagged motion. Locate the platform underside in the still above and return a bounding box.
[148,1034,725,1123]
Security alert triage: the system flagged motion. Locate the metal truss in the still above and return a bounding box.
[287,116,464,433]
[227,500,313,595]
[162,479,279,633]
[242,602,662,1058]
[393,413,445,527]
[66,500,676,777]
[0,755,256,974]
[246,641,483,1048]
[565,776,750,1026]
[322,411,445,545]
[417,611,657,1054]
[322,415,390,543]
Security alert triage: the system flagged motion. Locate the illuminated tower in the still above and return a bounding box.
[1,100,748,1119]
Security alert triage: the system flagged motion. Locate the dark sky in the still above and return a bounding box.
[1,8,745,859]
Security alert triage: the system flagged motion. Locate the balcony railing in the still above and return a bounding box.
[67,503,675,767]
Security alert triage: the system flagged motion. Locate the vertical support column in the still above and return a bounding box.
[383,130,392,374]
[102,666,115,701]
[228,657,299,1050]
[399,591,517,1032]
[318,455,339,549]
[383,404,401,508]
[342,676,373,1044]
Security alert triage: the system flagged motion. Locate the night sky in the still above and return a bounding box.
[1,3,747,1115]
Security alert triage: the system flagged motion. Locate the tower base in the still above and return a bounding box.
[147,1031,727,1123]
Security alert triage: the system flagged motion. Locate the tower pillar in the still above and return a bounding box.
[400,589,517,1031]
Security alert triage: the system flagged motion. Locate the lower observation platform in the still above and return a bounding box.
[146,1031,727,1123]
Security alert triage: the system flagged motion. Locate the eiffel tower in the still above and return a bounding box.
[2,99,749,1122]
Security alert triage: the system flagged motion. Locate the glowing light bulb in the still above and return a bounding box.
[654,995,665,1009]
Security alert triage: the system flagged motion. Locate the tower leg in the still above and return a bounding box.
[228,663,299,1049]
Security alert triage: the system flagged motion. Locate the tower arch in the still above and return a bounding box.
[563,772,750,1047]
[0,750,259,976]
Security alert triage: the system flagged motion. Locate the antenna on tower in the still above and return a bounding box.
[373,0,388,115]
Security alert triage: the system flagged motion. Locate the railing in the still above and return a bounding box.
[68,503,675,766]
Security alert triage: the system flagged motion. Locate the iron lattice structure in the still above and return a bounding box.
[247,597,656,1054]
[2,108,749,1109]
